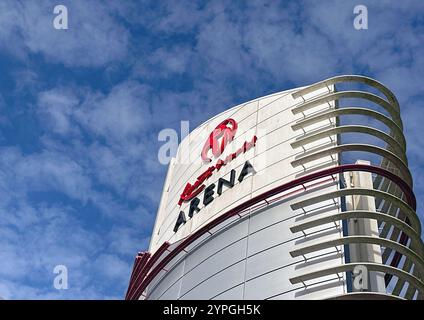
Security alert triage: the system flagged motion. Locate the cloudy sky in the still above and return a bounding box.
[0,0,423,299]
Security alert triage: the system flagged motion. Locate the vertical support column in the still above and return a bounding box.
[344,160,386,293]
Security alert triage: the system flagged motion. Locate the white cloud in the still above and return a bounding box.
[0,0,129,67]
[76,82,150,142]
[133,46,194,79]
[94,254,131,281]
[38,88,80,135]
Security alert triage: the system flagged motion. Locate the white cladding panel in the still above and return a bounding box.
[146,85,346,299]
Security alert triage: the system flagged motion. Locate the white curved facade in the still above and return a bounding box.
[126,75,424,300]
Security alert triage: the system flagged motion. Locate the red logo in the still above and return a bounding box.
[201,119,238,163]
[178,118,257,206]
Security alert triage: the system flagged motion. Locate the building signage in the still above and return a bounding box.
[174,118,257,232]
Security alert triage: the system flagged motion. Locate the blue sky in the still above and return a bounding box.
[0,0,423,299]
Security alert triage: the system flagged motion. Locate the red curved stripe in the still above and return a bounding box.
[128,242,170,300]
[125,252,150,300]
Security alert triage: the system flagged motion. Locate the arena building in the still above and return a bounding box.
[126,75,424,300]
